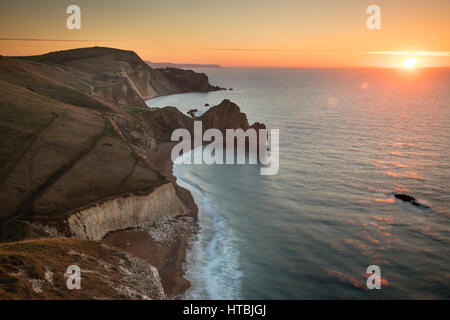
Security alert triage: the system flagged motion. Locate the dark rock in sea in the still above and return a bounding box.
[229,88,234,91]
[394,194,429,209]
[205,103,209,107]
[187,109,198,117]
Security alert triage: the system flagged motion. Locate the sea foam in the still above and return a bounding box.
[174,148,242,300]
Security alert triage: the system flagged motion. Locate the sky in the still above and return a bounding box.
[0,0,449,67]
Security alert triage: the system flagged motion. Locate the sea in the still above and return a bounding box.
[146,67,450,299]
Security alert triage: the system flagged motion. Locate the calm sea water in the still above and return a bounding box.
[146,68,450,299]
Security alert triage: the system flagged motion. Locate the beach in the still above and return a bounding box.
[104,142,199,299]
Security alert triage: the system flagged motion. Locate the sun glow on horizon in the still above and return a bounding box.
[402,57,419,69]
[0,1,449,68]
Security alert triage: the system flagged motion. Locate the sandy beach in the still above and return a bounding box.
[104,142,198,299]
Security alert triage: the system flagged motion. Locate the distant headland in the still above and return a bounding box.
[146,61,222,69]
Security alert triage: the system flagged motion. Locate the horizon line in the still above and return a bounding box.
[2,42,449,68]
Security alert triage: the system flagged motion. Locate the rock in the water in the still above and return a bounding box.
[394,194,429,209]
[204,103,209,107]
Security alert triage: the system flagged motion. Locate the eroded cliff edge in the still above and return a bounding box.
[0,48,264,299]
[67,183,188,240]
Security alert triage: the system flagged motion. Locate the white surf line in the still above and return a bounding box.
[173,147,242,300]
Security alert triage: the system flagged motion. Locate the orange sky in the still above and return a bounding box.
[0,0,449,67]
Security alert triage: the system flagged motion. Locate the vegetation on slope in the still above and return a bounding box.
[0,238,166,299]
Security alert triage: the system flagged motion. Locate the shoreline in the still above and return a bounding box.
[102,98,263,299]
[104,142,199,299]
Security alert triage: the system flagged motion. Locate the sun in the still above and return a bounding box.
[402,57,419,68]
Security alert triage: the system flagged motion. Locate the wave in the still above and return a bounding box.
[174,149,242,300]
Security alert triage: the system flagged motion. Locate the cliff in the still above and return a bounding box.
[67,183,188,240]
[0,47,225,241]
[0,47,265,299]
[156,67,222,93]
[11,47,222,108]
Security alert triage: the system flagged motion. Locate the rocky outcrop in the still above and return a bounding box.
[200,99,252,132]
[394,194,429,209]
[0,47,267,300]
[156,67,223,93]
[67,183,188,240]
[0,56,264,244]
[139,99,265,143]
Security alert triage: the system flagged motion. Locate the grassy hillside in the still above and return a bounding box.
[0,238,166,299]
[12,47,222,108]
[0,47,263,300]
[0,52,168,241]
[0,56,115,113]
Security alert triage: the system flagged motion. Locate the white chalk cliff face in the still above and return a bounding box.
[67,183,188,240]
[0,47,264,299]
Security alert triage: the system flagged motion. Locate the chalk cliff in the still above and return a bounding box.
[0,47,264,299]
[67,183,188,240]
